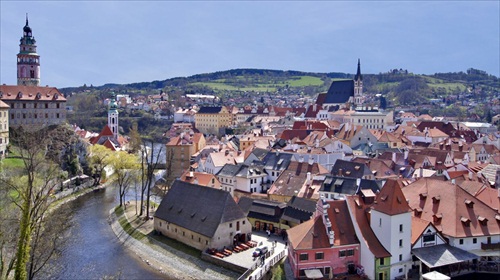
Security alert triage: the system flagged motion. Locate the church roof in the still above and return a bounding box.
[324,80,354,104]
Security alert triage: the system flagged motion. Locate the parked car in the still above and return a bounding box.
[252,246,269,257]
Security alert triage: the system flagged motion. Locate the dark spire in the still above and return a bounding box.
[355,58,362,81]
[26,13,28,26]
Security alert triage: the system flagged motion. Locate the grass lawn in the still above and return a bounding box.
[193,75,325,92]
[1,157,25,169]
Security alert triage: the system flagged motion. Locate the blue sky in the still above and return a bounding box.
[1,1,499,88]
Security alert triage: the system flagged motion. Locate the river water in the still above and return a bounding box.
[39,186,165,279]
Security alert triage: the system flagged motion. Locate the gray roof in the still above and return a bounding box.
[154,181,246,238]
[324,80,354,104]
[412,244,478,268]
[281,196,317,224]
[331,160,372,179]
[261,152,293,171]
[217,163,242,177]
[320,175,381,195]
[238,197,286,223]
[197,106,222,114]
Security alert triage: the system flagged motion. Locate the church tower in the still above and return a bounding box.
[354,59,363,107]
[17,14,40,86]
[108,92,119,140]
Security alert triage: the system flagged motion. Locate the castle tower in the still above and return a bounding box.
[354,59,363,107]
[17,14,40,86]
[108,92,119,140]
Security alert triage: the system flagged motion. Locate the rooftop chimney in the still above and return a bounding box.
[308,157,314,166]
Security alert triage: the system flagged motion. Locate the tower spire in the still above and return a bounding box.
[26,13,28,26]
[355,58,362,81]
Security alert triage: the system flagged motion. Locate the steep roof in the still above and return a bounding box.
[401,178,500,238]
[345,195,391,258]
[154,181,246,238]
[238,197,286,223]
[324,80,354,104]
[372,179,411,215]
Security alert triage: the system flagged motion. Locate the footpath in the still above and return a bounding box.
[109,201,240,280]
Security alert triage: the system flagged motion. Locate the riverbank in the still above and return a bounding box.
[109,201,240,280]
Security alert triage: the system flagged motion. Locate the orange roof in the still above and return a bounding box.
[0,85,66,101]
[411,217,432,245]
[372,179,411,215]
[345,196,391,258]
[402,178,500,238]
[287,216,331,250]
[179,170,219,187]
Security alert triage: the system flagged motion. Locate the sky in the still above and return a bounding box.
[1,1,499,88]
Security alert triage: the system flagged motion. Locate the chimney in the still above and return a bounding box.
[338,168,343,177]
[392,152,397,163]
[315,139,320,148]
[420,167,424,178]
[329,230,335,246]
[308,157,314,166]
[307,172,311,182]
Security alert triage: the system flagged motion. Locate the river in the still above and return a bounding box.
[39,186,166,279]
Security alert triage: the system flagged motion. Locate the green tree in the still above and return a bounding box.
[87,145,113,186]
[110,151,140,207]
[1,129,64,280]
[128,122,142,153]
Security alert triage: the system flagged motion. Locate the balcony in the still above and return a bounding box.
[481,242,500,250]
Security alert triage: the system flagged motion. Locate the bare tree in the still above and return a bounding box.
[139,141,163,218]
[0,129,65,279]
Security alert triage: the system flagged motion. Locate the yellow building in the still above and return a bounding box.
[0,100,9,158]
[194,106,232,136]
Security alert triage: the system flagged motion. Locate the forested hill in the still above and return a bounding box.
[60,67,499,108]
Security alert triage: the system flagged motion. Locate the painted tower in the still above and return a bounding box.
[354,59,363,107]
[108,92,119,140]
[17,14,40,86]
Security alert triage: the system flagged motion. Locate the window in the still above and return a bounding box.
[473,238,477,244]
[399,254,402,261]
[315,252,324,260]
[380,258,384,265]
[229,223,232,228]
[299,269,306,277]
[347,249,354,256]
[399,224,403,232]
[339,250,346,257]
[423,234,435,243]
[324,267,331,276]
[459,239,464,245]
[299,253,308,261]
[399,239,403,247]
[399,268,403,273]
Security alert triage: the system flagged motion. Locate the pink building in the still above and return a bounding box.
[287,199,360,279]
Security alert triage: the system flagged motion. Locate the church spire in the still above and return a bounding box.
[355,58,362,81]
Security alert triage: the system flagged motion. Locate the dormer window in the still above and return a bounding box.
[0,91,3,98]
[461,217,471,227]
[419,193,428,200]
[36,92,41,99]
[433,213,442,223]
[17,92,23,98]
[478,216,488,226]
[432,196,441,204]
[465,200,474,208]
[414,208,423,216]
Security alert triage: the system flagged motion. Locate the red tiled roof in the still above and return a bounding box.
[0,85,66,101]
[402,178,500,238]
[288,216,331,249]
[346,196,391,258]
[372,179,411,216]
